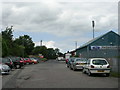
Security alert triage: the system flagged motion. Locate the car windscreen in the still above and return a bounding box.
[2,58,9,63]
[75,58,87,62]
[92,60,107,65]
[11,57,20,61]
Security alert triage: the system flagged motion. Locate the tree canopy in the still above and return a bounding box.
[1,26,63,59]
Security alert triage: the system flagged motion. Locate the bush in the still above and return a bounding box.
[41,58,47,62]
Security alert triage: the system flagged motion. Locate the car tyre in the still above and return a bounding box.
[16,65,20,69]
[87,69,92,76]
[82,69,86,74]
[73,66,76,71]
[67,65,69,68]
[70,66,72,70]
[105,73,110,77]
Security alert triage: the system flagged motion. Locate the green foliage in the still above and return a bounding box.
[32,46,61,59]
[110,72,120,77]
[14,35,35,55]
[41,58,47,62]
[1,26,62,59]
[46,48,56,59]
[1,26,34,57]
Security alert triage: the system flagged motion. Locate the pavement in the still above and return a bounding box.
[1,60,119,88]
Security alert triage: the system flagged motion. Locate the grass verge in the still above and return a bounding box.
[110,72,120,78]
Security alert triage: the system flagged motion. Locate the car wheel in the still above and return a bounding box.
[70,66,72,70]
[16,65,20,69]
[87,69,92,76]
[73,66,76,71]
[67,64,69,68]
[106,73,110,77]
[82,69,86,74]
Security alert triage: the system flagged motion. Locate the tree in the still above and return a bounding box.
[32,46,59,59]
[2,26,14,57]
[32,46,48,57]
[14,35,35,55]
[54,48,60,55]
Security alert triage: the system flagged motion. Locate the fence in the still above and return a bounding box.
[106,58,120,73]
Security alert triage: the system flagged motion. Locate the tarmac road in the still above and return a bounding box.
[2,60,119,88]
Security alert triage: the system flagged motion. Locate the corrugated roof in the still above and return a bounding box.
[76,31,119,50]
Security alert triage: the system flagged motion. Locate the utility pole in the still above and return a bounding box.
[40,40,42,46]
[92,20,95,39]
[75,41,77,49]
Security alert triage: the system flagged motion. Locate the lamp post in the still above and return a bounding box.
[92,20,95,39]
[75,41,77,50]
[40,40,42,46]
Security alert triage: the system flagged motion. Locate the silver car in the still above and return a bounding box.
[70,58,87,71]
[0,63,11,75]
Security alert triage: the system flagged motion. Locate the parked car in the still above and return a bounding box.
[0,58,11,75]
[21,58,27,65]
[67,57,75,68]
[10,57,24,69]
[69,58,87,71]
[33,58,40,63]
[82,58,111,76]
[2,58,14,69]
[0,63,11,75]
[24,58,33,64]
[30,58,38,64]
[57,57,64,61]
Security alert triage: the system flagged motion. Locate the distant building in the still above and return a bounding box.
[76,31,120,58]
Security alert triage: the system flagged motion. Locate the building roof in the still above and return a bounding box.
[76,31,120,50]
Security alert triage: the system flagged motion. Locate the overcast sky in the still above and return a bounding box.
[1,0,119,53]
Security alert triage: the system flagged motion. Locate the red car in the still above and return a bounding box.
[24,58,33,64]
[21,58,27,65]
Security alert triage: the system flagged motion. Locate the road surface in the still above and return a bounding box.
[2,60,119,88]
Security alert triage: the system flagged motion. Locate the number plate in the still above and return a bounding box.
[97,70,104,72]
[80,63,84,65]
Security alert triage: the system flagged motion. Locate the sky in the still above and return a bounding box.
[1,0,119,53]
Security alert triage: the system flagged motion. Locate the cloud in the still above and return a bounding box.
[35,41,57,49]
[1,1,118,53]
[2,2,118,35]
[34,40,64,52]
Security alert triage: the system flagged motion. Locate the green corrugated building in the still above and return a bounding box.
[76,31,120,58]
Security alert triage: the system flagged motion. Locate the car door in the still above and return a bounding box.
[70,58,74,68]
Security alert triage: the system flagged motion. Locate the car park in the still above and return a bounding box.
[10,57,24,69]
[2,58,14,69]
[82,58,111,76]
[69,58,87,71]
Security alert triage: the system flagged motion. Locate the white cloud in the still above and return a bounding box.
[1,1,118,53]
[2,2,118,35]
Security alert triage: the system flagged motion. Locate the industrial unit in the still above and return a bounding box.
[76,31,120,58]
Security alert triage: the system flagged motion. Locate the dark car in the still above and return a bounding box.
[67,57,75,68]
[2,58,14,69]
[10,57,24,69]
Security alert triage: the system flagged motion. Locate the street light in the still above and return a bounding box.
[92,20,95,39]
